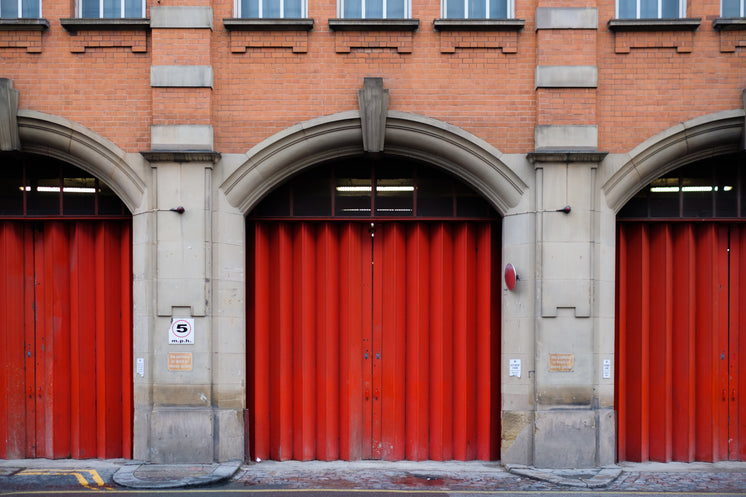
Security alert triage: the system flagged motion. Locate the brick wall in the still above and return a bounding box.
[2,0,743,155]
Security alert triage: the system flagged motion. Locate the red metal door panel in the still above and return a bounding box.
[616,222,736,462]
[730,225,746,460]
[0,223,29,459]
[0,221,132,460]
[248,221,500,461]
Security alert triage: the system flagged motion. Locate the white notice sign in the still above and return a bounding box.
[602,359,611,379]
[169,318,195,345]
[509,359,521,378]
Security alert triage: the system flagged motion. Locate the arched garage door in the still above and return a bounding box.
[0,155,132,459]
[247,157,501,461]
[616,153,746,462]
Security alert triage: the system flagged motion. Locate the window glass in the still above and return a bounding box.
[81,0,98,17]
[242,0,259,17]
[722,0,741,15]
[445,0,509,19]
[490,0,507,19]
[661,0,678,17]
[469,0,487,18]
[294,168,332,216]
[715,161,738,217]
[388,0,405,17]
[27,161,61,215]
[61,165,96,215]
[103,0,120,18]
[335,164,372,217]
[681,165,713,218]
[375,164,414,216]
[618,0,637,17]
[263,0,280,17]
[124,0,140,17]
[640,0,658,17]
[617,0,681,18]
[285,0,303,17]
[249,157,497,220]
[618,153,746,220]
[342,0,408,18]
[1,0,40,17]
[344,0,363,18]
[0,161,23,215]
[446,0,465,18]
[1,0,18,18]
[81,0,144,18]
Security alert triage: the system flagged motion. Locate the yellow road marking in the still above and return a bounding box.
[16,469,112,491]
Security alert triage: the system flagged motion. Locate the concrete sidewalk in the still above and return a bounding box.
[0,458,745,493]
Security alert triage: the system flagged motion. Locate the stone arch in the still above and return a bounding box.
[602,109,745,214]
[16,110,148,213]
[221,111,527,216]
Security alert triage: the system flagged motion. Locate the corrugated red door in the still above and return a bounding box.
[0,221,132,459]
[248,221,500,461]
[616,222,746,462]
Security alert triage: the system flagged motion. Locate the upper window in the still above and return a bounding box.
[443,0,510,19]
[78,0,144,18]
[617,0,684,18]
[239,0,306,18]
[0,0,40,18]
[722,0,744,16]
[339,0,410,19]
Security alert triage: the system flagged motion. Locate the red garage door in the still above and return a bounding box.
[0,221,132,459]
[246,158,501,461]
[0,156,132,459]
[616,154,746,462]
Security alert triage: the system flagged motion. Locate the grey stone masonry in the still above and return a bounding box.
[535,8,598,30]
[151,6,213,29]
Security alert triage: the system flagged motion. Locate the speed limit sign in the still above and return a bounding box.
[169,318,195,345]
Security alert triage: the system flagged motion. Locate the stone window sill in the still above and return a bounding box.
[59,18,150,32]
[223,18,314,31]
[607,18,701,31]
[0,18,49,31]
[712,17,746,30]
[327,18,419,31]
[433,19,525,31]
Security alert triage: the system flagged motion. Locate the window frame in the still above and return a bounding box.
[76,0,145,19]
[0,0,41,18]
[441,0,514,19]
[615,0,686,18]
[337,0,411,19]
[235,0,307,18]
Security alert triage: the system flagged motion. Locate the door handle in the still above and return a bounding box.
[365,387,370,401]
[723,389,727,401]
[733,388,736,402]
[374,388,379,401]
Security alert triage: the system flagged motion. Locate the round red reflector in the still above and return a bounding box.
[505,263,517,291]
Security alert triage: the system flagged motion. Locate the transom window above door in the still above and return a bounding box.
[239,0,306,18]
[339,0,410,19]
[78,0,144,18]
[618,152,746,219]
[443,0,512,19]
[249,156,497,219]
[0,0,40,18]
[616,0,684,18]
[0,153,130,218]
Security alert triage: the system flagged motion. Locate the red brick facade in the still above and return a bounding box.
[2,1,742,156]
